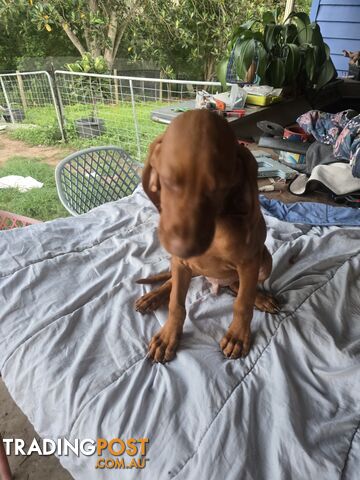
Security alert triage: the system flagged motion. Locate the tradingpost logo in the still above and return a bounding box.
[3,437,150,470]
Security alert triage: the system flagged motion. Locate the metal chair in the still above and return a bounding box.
[55,146,142,216]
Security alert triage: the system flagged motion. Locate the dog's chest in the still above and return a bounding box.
[185,252,238,284]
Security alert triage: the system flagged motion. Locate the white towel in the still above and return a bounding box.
[0,175,43,192]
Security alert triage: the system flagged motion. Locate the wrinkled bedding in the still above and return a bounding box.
[0,187,359,479]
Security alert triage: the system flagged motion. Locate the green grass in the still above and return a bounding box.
[0,156,69,221]
[3,101,169,220]
[9,101,167,160]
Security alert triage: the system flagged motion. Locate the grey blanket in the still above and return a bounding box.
[0,187,359,479]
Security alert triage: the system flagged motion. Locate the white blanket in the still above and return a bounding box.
[0,187,359,479]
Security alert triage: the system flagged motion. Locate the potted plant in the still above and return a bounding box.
[65,54,108,138]
[217,10,337,94]
[75,114,106,139]
[1,106,25,123]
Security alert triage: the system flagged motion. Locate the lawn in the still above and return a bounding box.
[0,156,69,221]
[1,101,170,221]
[8,101,167,161]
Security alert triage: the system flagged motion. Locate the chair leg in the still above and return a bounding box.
[0,434,12,480]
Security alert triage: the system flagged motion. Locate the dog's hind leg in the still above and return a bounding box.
[136,271,171,284]
[135,279,172,314]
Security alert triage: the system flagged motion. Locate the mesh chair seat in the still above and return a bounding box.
[55,146,142,216]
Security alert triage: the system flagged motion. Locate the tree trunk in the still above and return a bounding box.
[104,10,118,69]
[204,57,216,82]
[61,23,86,56]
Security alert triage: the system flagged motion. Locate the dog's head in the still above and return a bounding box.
[143,109,258,259]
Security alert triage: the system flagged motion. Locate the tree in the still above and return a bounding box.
[0,13,21,71]
[0,2,78,72]
[0,0,142,70]
[128,0,311,81]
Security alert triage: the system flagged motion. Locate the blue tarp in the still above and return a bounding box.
[260,195,360,226]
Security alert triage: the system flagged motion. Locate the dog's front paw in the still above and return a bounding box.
[148,325,182,363]
[220,323,251,359]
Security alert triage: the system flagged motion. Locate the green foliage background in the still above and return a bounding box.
[0,0,312,80]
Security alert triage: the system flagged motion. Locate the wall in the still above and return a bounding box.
[310,0,360,74]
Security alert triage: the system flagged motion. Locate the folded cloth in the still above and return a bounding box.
[260,195,360,225]
[0,175,43,192]
[297,109,360,178]
[289,162,360,196]
[305,142,338,175]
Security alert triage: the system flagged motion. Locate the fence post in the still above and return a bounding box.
[0,77,15,123]
[113,69,119,105]
[119,78,124,102]
[140,80,145,101]
[16,71,28,109]
[129,79,141,161]
[167,82,171,102]
[46,71,66,142]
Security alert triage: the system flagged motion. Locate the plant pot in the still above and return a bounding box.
[2,108,25,123]
[75,117,106,138]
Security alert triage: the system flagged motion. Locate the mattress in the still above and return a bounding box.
[0,187,359,479]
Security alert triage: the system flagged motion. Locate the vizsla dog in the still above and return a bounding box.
[135,109,279,363]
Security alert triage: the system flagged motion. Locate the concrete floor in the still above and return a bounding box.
[0,378,72,480]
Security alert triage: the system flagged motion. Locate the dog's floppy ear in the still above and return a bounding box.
[237,143,260,219]
[224,143,260,221]
[142,133,164,211]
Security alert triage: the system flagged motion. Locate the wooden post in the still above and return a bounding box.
[16,70,27,109]
[113,69,119,105]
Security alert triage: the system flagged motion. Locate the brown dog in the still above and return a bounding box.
[135,109,279,363]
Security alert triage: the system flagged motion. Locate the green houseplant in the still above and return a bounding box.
[217,10,337,93]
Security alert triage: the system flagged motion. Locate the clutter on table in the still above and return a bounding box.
[253,151,297,180]
[194,84,284,116]
[257,108,360,207]
[278,126,310,166]
[243,85,283,106]
[195,84,247,118]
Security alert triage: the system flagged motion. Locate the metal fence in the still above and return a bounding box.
[0,71,64,141]
[54,70,224,161]
[0,69,224,162]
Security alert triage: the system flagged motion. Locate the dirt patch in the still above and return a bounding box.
[0,133,74,167]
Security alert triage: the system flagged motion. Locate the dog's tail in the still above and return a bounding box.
[136,271,171,284]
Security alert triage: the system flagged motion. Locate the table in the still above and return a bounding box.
[150,79,358,141]
[150,97,315,141]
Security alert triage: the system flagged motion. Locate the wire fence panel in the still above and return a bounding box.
[0,71,64,141]
[55,70,223,161]
[0,69,224,161]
